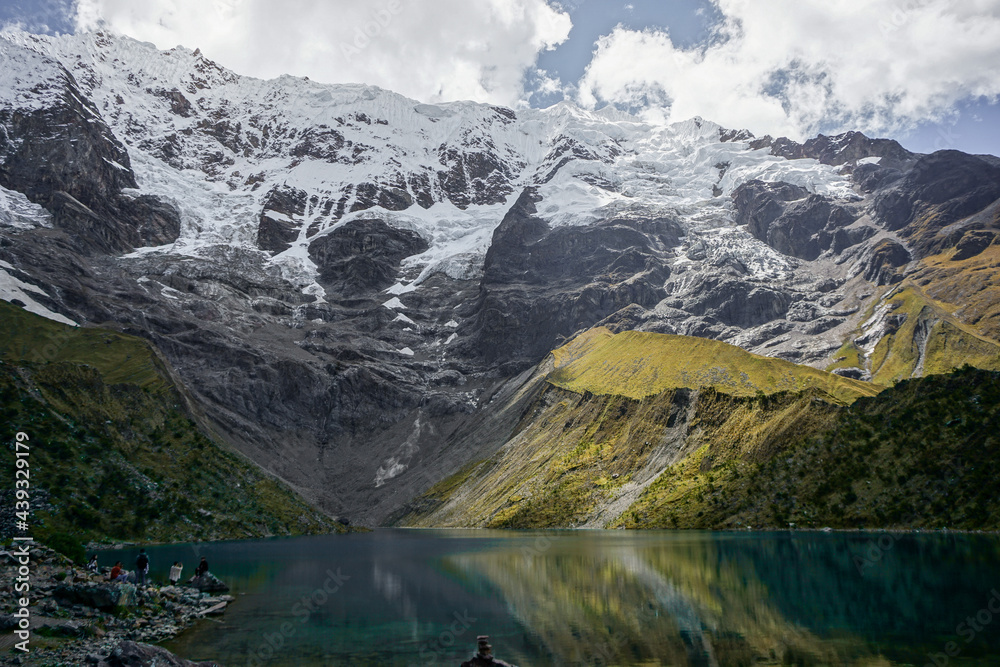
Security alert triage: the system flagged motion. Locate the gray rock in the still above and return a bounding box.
[468,188,678,365]
[733,181,859,260]
[871,150,1000,257]
[53,583,126,612]
[97,641,219,666]
[309,218,428,296]
[952,229,997,260]
[862,240,911,285]
[187,573,229,593]
[0,45,179,254]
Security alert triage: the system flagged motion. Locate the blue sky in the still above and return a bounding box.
[2,0,999,156]
[535,0,1000,156]
[533,0,723,95]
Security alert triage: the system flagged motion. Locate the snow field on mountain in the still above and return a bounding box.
[4,28,856,302]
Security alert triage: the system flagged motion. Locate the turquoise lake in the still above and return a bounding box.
[102,530,1000,666]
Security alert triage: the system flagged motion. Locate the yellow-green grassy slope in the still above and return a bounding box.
[402,328,879,529]
[834,283,1000,385]
[916,242,1000,340]
[0,301,338,546]
[826,240,1000,384]
[621,365,1000,530]
[551,328,880,403]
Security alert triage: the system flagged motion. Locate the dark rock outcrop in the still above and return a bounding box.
[53,583,125,612]
[852,162,904,193]
[762,195,857,260]
[731,180,808,230]
[469,188,678,365]
[437,144,518,209]
[187,573,229,593]
[732,181,860,260]
[119,194,182,247]
[862,239,911,285]
[831,225,877,254]
[679,275,793,328]
[351,181,413,212]
[309,219,429,295]
[951,229,998,261]
[871,150,1000,256]
[257,186,307,253]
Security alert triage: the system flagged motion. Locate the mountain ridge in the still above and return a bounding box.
[1,27,998,526]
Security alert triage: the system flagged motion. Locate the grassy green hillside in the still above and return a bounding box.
[913,232,1000,342]
[620,366,1000,530]
[401,327,1000,531]
[400,330,880,529]
[0,301,337,547]
[551,327,880,403]
[407,386,691,528]
[833,284,1000,385]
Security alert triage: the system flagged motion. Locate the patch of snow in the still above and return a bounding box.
[0,185,52,229]
[386,282,418,295]
[302,282,327,303]
[856,287,902,356]
[0,268,77,325]
[398,346,415,356]
[262,209,294,223]
[102,157,129,171]
[383,296,406,310]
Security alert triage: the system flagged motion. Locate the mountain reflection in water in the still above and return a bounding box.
[117,530,1000,666]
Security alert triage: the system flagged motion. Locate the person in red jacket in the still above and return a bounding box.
[108,561,123,581]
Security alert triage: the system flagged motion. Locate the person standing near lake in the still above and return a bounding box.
[135,549,149,586]
[169,561,183,585]
[191,556,210,586]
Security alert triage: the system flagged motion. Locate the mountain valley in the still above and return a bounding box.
[1,28,999,534]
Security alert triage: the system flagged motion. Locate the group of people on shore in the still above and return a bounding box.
[87,550,210,587]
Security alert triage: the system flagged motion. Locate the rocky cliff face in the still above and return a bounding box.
[1,29,999,524]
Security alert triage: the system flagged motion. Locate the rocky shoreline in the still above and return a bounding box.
[1,543,227,666]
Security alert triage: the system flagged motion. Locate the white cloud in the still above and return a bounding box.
[577,0,1000,139]
[74,0,571,106]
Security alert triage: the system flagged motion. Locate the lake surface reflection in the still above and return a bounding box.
[103,530,1000,665]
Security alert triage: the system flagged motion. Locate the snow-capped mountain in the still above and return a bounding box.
[2,29,855,291]
[2,28,998,523]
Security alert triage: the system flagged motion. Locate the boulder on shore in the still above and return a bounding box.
[53,582,131,612]
[187,572,230,593]
[94,640,220,666]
